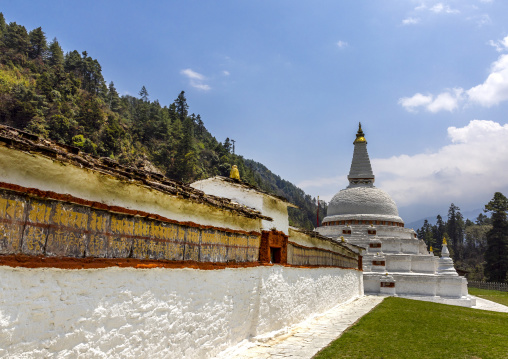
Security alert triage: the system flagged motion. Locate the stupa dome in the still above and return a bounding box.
[328,186,399,217]
[321,123,403,224]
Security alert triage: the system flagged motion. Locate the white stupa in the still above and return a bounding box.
[316,124,475,307]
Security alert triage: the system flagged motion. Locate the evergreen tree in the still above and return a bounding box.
[447,203,463,258]
[433,214,446,251]
[139,85,149,102]
[196,114,204,136]
[5,22,30,56]
[28,27,47,60]
[476,213,492,225]
[421,219,436,249]
[175,116,197,181]
[0,13,7,45]
[64,50,83,75]
[484,192,508,282]
[108,82,121,112]
[174,91,188,121]
[47,38,64,67]
[223,137,232,153]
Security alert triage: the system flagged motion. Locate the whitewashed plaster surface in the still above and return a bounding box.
[191,178,291,235]
[0,147,260,233]
[0,265,362,358]
[327,187,401,220]
[288,228,349,254]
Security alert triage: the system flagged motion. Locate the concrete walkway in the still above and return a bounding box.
[471,295,508,313]
[216,295,508,359]
[217,295,384,359]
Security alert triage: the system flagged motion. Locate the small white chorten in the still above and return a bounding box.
[438,238,459,276]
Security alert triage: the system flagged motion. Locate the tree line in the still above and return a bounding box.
[417,193,508,283]
[0,13,321,229]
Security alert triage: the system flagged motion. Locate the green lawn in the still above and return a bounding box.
[314,297,508,359]
[468,287,508,307]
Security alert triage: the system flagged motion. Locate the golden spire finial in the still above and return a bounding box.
[230,165,240,180]
[430,246,433,253]
[354,122,367,144]
[340,236,345,242]
[442,237,447,245]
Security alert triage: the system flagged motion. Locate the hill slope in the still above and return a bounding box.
[0,12,323,229]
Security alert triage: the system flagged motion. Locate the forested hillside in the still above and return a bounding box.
[417,194,508,283]
[0,13,323,229]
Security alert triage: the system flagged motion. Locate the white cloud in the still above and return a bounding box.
[487,35,508,52]
[180,68,204,80]
[398,93,433,112]
[180,68,211,91]
[398,89,462,113]
[191,83,211,91]
[373,120,508,208]
[467,54,508,107]
[429,3,460,14]
[222,70,230,76]
[402,17,420,25]
[336,40,348,49]
[400,36,508,112]
[428,89,463,112]
[415,3,427,11]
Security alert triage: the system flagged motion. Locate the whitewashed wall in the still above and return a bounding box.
[0,265,362,358]
[191,178,291,235]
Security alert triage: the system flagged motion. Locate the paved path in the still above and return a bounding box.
[217,296,385,359]
[471,296,508,313]
[217,295,508,359]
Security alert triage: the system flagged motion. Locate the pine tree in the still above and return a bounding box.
[0,13,7,45]
[174,91,188,121]
[175,116,197,181]
[5,22,30,56]
[139,86,149,102]
[196,114,204,137]
[28,27,47,59]
[476,213,492,225]
[108,82,121,112]
[433,214,446,251]
[47,38,64,67]
[64,50,83,75]
[484,192,508,282]
[447,203,463,257]
[223,138,232,153]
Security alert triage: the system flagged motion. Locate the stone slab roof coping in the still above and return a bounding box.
[0,124,272,221]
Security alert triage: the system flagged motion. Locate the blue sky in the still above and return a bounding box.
[3,0,508,223]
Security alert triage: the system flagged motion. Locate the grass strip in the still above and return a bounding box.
[314,297,508,359]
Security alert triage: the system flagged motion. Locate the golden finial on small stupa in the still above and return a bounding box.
[442,237,447,245]
[430,246,433,253]
[340,236,345,242]
[230,165,240,180]
[354,122,367,144]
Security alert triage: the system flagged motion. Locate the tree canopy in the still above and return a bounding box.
[484,192,508,282]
